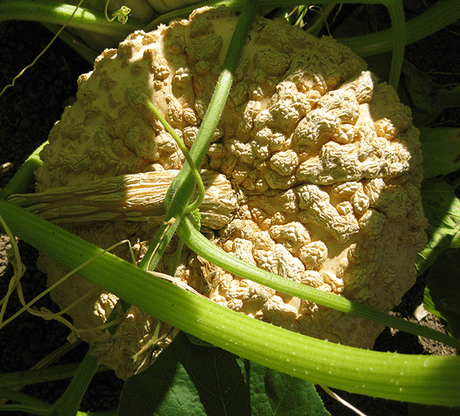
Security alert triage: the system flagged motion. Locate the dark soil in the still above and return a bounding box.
[1,5,459,416]
[0,20,124,415]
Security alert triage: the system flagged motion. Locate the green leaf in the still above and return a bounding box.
[247,361,330,416]
[420,127,460,178]
[416,179,460,275]
[400,60,437,125]
[424,249,460,339]
[400,61,460,126]
[118,332,330,416]
[450,229,460,249]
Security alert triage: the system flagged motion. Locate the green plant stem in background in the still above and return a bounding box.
[0,141,47,200]
[1,200,459,407]
[379,0,404,87]
[51,351,99,416]
[339,0,460,56]
[0,353,100,415]
[0,0,140,38]
[0,363,108,388]
[0,388,52,415]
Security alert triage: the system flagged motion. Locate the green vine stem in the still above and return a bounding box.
[138,0,260,272]
[0,387,51,415]
[380,0,404,88]
[0,353,100,415]
[0,141,47,200]
[178,215,460,350]
[40,22,99,64]
[1,200,459,406]
[51,351,99,416]
[0,363,100,388]
[141,95,205,213]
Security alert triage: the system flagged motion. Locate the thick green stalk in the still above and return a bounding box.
[1,200,459,406]
[0,0,140,36]
[0,351,100,415]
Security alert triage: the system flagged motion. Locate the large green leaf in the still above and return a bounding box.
[118,332,330,416]
[400,60,438,126]
[424,249,460,338]
[420,127,460,178]
[400,60,460,126]
[416,179,460,276]
[424,249,460,340]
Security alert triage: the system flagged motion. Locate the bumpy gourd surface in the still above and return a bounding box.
[35,7,427,378]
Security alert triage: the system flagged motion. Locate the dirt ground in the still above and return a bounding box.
[0,6,459,415]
